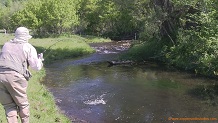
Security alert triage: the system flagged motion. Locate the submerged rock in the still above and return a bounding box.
[107,60,134,66]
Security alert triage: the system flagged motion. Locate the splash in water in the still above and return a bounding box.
[84,94,106,105]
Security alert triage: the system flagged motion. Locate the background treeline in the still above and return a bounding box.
[0,0,146,40]
[0,0,184,39]
[0,0,218,77]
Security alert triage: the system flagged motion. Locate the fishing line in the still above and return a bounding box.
[42,39,63,59]
[37,40,62,92]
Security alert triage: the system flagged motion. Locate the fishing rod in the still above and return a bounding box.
[41,39,63,59]
[43,39,63,53]
[37,39,64,92]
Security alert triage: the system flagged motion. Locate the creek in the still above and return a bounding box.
[42,41,218,123]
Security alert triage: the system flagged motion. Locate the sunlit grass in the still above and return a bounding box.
[0,33,14,44]
[30,36,96,65]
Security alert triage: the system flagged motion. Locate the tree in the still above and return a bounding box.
[77,0,148,40]
[0,0,24,31]
[10,0,79,36]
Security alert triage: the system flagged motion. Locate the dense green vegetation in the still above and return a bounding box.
[0,0,218,76]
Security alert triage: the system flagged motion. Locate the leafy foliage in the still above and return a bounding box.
[76,0,154,40]
[8,0,79,36]
[129,0,218,77]
[0,0,24,31]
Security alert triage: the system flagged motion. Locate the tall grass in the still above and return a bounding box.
[120,37,166,62]
[0,33,107,122]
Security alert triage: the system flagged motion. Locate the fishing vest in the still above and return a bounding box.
[0,42,31,80]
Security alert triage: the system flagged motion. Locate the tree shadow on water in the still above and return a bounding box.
[187,84,218,106]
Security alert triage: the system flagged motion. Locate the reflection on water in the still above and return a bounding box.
[42,42,218,123]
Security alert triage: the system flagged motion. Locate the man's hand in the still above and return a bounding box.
[38,53,44,61]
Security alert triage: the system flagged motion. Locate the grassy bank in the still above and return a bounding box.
[0,33,110,122]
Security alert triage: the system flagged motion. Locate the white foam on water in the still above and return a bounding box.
[84,98,106,105]
[84,94,106,105]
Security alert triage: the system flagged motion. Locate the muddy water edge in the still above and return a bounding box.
[42,41,218,123]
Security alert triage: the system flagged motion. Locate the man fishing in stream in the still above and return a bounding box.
[0,27,44,123]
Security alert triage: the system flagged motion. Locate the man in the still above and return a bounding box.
[0,27,44,123]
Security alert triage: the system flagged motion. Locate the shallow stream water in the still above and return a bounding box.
[42,42,218,123]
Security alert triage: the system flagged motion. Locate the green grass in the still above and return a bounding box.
[0,33,108,123]
[30,36,95,65]
[120,40,159,61]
